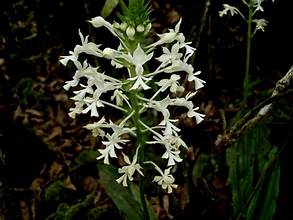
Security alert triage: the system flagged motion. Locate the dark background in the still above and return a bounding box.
[0,0,292,219]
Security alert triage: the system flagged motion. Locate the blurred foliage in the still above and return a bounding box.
[14,77,45,108]
[76,149,98,166]
[44,180,69,203]
[227,122,280,219]
[101,0,119,18]
[45,192,116,220]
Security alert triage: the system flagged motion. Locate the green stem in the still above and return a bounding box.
[129,89,150,220]
[243,2,253,100]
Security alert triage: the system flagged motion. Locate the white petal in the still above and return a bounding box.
[90,104,99,117]
[194,77,205,90]
[122,153,131,164]
[116,175,125,184]
[175,18,182,32]
[109,146,117,158]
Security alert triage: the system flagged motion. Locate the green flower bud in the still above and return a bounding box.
[126,26,135,39]
[112,22,120,29]
[145,23,152,33]
[136,24,145,32]
[120,22,128,31]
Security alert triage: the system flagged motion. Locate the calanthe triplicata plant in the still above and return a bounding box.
[219,0,274,99]
[60,0,205,194]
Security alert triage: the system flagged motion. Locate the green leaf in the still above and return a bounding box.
[227,123,280,219]
[101,0,119,18]
[54,203,70,220]
[75,149,97,166]
[246,158,280,220]
[259,161,280,220]
[87,207,112,220]
[44,180,67,203]
[98,164,144,220]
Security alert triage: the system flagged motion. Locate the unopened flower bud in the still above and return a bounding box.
[126,26,135,39]
[145,23,152,33]
[89,16,106,28]
[112,22,120,29]
[136,24,145,32]
[103,48,114,59]
[160,32,177,44]
[120,22,128,31]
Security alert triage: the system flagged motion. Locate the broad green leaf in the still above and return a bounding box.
[227,123,280,219]
[256,159,280,220]
[98,164,144,220]
[101,0,119,18]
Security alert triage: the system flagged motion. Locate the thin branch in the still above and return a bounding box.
[216,66,293,149]
[258,66,293,115]
[195,0,211,49]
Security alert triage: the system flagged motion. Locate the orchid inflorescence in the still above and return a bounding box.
[60,9,205,193]
[219,0,275,34]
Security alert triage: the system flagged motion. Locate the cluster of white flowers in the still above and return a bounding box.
[61,16,205,193]
[219,0,274,33]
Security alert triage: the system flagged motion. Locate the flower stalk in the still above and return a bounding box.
[243,1,253,100]
[129,90,150,220]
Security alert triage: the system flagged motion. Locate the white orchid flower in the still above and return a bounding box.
[153,167,178,193]
[97,133,130,164]
[156,74,184,93]
[74,30,102,57]
[156,43,182,66]
[188,70,206,90]
[219,4,240,17]
[144,161,178,193]
[122,44,153,76]
[84,117,108,137]
[149,18,182,47]
[116,146,144,186]
[60,51,78,66]
[187,107,205,124]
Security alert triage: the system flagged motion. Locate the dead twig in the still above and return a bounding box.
[216,66,293,149]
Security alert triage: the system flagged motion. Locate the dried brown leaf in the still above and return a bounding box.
[20,200,30,220]
[163,195,174,219]
[166,9,180,24]
[149,196,161,216]
[49,161,63,179]
[212,175,225,189]
[44,126,62,142]
[83,176,99,192]
[30,178,44,192]
[64,175,77,191]
[55,93,68,102]
[25,109,43,117]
